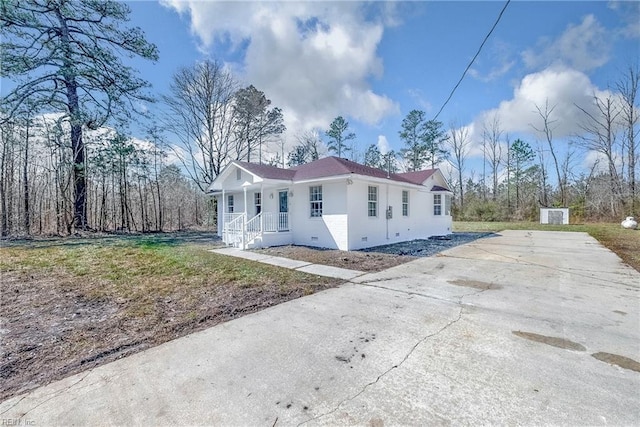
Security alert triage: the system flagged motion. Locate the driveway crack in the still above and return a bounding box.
[1,369,95,418]
[298,304,464,427]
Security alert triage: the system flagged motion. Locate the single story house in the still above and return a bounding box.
[207,156,453,250]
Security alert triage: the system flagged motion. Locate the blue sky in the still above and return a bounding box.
[79,1,640,175]
[123,0,638,176]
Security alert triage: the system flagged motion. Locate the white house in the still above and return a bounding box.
[207,156,453,250]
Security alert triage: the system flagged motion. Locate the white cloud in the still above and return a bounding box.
[160,1,399,136]
[522,15,610,72]
[469,39,515,82]
[469,59,515,83]
[377,135,390,154]
[471,67,609,142]
[407,88,433,112]
[609,1,640,39]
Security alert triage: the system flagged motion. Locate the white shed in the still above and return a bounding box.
[540,208,570,225]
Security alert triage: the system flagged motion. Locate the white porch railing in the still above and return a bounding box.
[246,213,262,243]
[223,212,289,249]
[263,212,289,232]
[223,213,245,247]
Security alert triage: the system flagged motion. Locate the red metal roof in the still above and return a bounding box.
[234,157,441,186]
[395,169,437,185]
[235,161,296,180]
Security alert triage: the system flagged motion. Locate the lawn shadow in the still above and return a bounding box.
[0,231,222,250]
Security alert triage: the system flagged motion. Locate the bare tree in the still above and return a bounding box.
[575,93,624,216]
[617,65,639,213]
[287,129,326,166]
[531,100,566,206]
[163,60,238,191]
[482,113,503,200]
[448,121,470,211]
[0,119,14,236]
[233,85,285,163]
[536,141,549,207]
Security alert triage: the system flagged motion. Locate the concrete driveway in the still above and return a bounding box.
[1,230,638,425]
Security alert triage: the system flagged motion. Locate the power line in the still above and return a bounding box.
[432,0,511,121]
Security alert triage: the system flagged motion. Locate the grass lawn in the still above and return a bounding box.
[0,233,339,401]
[454,221,639,272]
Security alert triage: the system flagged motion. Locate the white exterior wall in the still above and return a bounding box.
[290,180,349,250]
[214,164,452,250]
[346,178,452,250]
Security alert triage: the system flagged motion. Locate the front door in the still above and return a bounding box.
[278,190,289,231]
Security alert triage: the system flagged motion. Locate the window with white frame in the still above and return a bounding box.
[254,192,261,215]
[368,186,378,217]
[445,194,452,215]
[433,194,442,216]
[227,194,235,213]
[402,190,409,216]
[309,185,323,217]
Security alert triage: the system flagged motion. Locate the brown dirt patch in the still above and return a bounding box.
[253,245,415,272]
[448,279,502,290]
[0,236,339,401]
[591,352,640,372]
[512,331,586,351]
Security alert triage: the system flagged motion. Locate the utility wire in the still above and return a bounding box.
[432,0,511,121]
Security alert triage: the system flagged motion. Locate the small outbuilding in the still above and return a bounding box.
[540,207,570,225]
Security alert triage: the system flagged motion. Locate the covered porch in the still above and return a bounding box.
[218,184,293,249]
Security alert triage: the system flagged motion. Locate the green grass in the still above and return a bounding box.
[1,234,341,400]
[454,221,639,271]
[0,236,336,318]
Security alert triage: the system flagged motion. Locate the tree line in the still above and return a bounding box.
[445,67,638,222]
[0,1,285,236]
[1,1,637,238]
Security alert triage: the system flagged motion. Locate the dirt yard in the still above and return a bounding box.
[254,233,492,271]
[0,232,339,401]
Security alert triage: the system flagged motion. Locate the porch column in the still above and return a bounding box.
[242,183,249,249]
[221,189,226,240]
[260,184,264,232]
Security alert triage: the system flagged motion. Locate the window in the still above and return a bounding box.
[433,194,441,216]
[445,194,452,215]
[309,185,323,217]
[368,186,378,217]
[254,192,262,215]
[402,190,409,216]
[227,195,234,213]
[236,169,242,180]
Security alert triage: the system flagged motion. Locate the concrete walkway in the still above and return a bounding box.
[211,247,366,281]
[1,230,639,426]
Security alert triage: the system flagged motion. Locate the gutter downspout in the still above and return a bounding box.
[385,156,391,241]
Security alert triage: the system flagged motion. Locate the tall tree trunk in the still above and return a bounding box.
[56,7,87,230]
[0,128,9,237]
[23,118,30,234]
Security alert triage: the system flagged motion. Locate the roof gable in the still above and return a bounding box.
[395,170,437,185]
[235,161,296,180]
